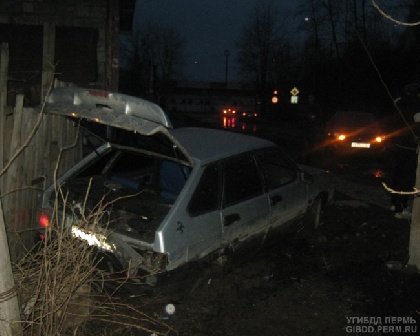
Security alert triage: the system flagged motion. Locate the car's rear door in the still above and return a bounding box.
[180,163,223,262]
[256,147,308,229]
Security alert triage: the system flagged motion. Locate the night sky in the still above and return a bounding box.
[134,0,301,82]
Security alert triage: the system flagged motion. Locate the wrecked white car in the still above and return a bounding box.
[37,87,334,285]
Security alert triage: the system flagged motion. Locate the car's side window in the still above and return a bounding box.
[188,163,220,216]
[257,148,298,190]
[222,154,263,207]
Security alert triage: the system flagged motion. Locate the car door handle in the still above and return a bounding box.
[270,195,283,206]
[224,213,241,226]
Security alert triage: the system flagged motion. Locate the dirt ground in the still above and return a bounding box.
[94,187,419,336]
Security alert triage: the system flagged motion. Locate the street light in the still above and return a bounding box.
[224,49,230,84]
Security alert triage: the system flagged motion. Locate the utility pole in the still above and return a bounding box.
[0,42,22,336]
[409,108,420,269]
[224,49,230,84]
[0,197,22,335]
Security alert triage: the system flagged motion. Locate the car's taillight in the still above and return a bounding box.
[38,210,52,228]
[88,90,109,99]
[223,108,235,115]
[375,136,384,143]
[337,134,346,141]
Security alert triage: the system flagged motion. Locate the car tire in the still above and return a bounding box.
[301,197,322,238]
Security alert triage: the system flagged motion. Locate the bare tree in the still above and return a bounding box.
[298,0,357,59]
[119,23,185,99]
[236,1,288,112]
[296,0,409,110]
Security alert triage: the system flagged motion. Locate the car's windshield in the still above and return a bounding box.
[333,112,376,127]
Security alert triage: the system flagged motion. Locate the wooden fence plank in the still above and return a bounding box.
[0,43,9,193]
[22,108,37,241]
[4,95,24,259]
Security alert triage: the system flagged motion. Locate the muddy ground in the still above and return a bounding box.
[90,185,420,336]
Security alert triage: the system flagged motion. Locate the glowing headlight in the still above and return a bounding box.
[71,226,115,252]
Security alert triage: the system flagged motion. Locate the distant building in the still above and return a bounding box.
[159,81,259,115]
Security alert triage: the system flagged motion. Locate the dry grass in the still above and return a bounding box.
[13,191,173,336]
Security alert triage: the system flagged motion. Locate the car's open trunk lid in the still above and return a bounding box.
[44,87,194,165]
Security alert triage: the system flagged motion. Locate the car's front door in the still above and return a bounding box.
[220,154,271,250]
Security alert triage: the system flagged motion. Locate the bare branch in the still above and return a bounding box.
[371,0,420,26]
[382,181,420,195]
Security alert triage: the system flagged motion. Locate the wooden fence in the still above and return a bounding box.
[0,43,82,261]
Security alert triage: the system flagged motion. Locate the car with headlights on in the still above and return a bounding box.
[325,111,386,154]
[239,110,259,120]
[37,87,334,285]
